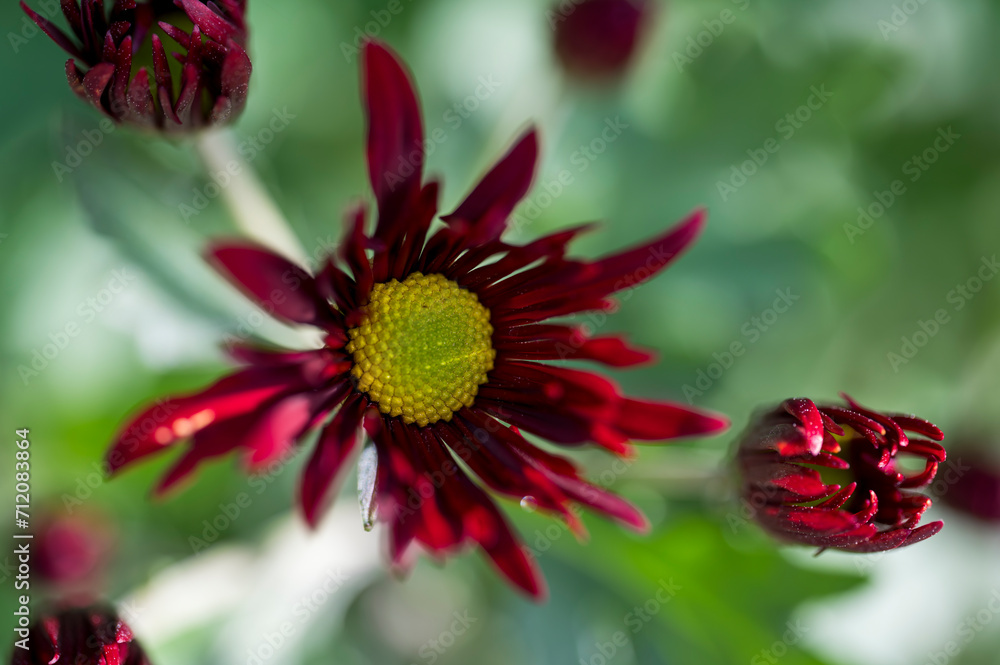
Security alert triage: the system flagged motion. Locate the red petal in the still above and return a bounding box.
[891,414,945,441]
[300,396,366,527]
[441,130,539,245]
[783,507,861,534]
[218,40,251,115]
[615,397,729,440]
[476,503,546,600]
[21,1,84,60]
[148,33,181,123]
[81,62,114,107]
[568,207,706,301]
[494,209,707,322]
[107,359,335,473]
[782,398,824,455]
[901,520,943,546]
[178,0,239,43]
[361,41,424,239]
[242,389,339,469]
[497,326,656,368]
[126,67,155,125]
[339,204,374,298]
[209,243,336,327]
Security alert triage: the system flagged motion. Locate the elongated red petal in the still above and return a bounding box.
[300,396,366,527]
[21,1,84,60]
[570,207,706,301]
[615,397,729,440]
[442,130,539,245]
[209,243,336,327]
[241,389,340,469]
[497,326,656,368]
[362,41,424,239]
[218,40,252,114]
[475,501,546,600]
[107,368,295,473]
[178,0,239,43]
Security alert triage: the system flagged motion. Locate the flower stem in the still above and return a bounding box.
[194,130,308,265]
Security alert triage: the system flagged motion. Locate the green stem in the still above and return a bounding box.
[194,129,308,265]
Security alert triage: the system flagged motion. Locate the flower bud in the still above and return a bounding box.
[737,395,946,552]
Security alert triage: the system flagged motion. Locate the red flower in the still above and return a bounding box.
[22,0,250,131]
[11,606,152,665]
[552,0,650,80]
[106,41,728,599]
[738,396,947,552]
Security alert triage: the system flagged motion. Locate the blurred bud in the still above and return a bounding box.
[34,510,115,599]
[737,395,947,552]
[11,605,153,665]
[22,0,251,132]
[939,447,1000,521]
[551,0,650,81]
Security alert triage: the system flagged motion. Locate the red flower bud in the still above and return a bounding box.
[738,395,946,552]
[22,0,251,131]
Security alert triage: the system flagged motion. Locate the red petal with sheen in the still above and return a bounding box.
[442,130,539,246]
[209,243,336,327]
[362,41,424,241]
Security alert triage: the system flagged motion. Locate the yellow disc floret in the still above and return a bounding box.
[346,272,495,427]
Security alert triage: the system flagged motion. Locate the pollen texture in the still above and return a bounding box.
[346,272,495,427]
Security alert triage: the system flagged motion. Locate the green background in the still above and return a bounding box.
[3,0,1000,663]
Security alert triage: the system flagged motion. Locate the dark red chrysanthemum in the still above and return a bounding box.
[737,395,947,553]
[22,0,250,130]
[940,448,1000,522]
[11,606,152,665]
[105,41,728,599]
[552,0,650,80]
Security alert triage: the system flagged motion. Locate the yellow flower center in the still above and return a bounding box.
[346,272,495,427]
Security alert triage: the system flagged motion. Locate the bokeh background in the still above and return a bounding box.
[3,0,1000,663]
